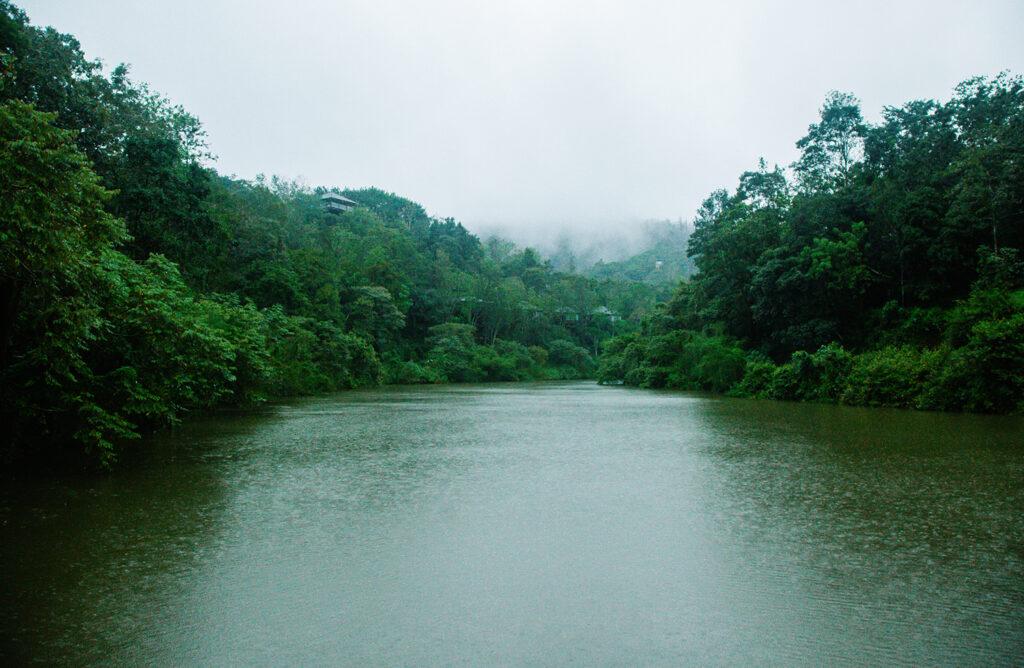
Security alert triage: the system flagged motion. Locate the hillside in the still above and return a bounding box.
[588,242,694,285]
[598,83,1024,414]
[0,4,660,467]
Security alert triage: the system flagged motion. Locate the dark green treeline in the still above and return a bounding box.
[0,2,662,466]
[598,84,1024,414]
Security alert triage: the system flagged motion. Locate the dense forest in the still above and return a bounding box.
[598,83,1024,414]
[2,3,1022,469]
[0,2,661,467]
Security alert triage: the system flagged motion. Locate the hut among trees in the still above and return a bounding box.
[321,192,358,214]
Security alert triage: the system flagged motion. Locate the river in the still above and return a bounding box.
[2,382,1022,664]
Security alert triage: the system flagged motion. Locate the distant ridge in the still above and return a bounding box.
[586,223,694,284]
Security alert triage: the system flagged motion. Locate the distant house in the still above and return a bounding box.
[321,192,358,214]
[654,260,664,271]
[591,306,621,323]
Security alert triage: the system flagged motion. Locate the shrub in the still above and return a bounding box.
[472,345,520,381]
[598,334,649,385]
[528,345,549,367]
[601,330,746,391]
[648,332,745,392]
[382,354,443,384]
[840,346,939,409]
[691,336,747,393]
[928,313,1024,413]
[809,342,853,401]
[265,311,380,395]
[730,352,776,397]
[425,338,480,383]
[547,339,595,375]
[767,351,814,400]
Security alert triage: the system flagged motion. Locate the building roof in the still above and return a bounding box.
[321,192,358,206]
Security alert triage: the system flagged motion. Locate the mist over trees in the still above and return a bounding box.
[599,81,1024,413]
[585,222,695,285]
[472,221,696,295]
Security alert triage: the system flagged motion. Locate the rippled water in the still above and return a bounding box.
[2,382,1023,664]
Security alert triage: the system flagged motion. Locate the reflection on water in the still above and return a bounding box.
[2,383,1022,664]
[0,411,276,663]
[692,399,1024,664]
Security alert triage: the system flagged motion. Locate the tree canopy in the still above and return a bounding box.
[599,76,1024,414]
[0,2,656,467]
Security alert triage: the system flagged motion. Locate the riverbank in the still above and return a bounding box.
[598,290,1024,415]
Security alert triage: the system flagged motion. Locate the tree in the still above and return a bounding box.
[794,91,866,192]
[0,101,126,458]
[343,285,406,349]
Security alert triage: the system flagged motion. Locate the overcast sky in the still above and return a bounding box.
[20,0,1024,238]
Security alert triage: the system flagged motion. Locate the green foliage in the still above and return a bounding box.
[598,331,746,393]
[0,100,274,464]
[382,355,444,385]
[0,4,657,465]
[762,343,853,402]
[471,340,532,382]
[0,99,128,464]
[546,339,595,377]
[419,324,593,383]
[839,346,942,409]
[424,323,484,382]
[596,334,638,384]
[729,352,775,397]
[599,75,1024,414]
[793,91,866,192]
[587,223,695,285]
[4,1,1021,471]
[927,287,1024,413]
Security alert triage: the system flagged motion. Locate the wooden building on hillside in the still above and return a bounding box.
[322,192,358,214]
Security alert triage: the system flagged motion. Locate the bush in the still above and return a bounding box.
[730,352,776,397]
[944,288,1018,347]
[840,346,940,409]
[196,293,274,405]
[528,345,549,367]
[597,331,746,391]
[691,336,748,393]
[767,351,814,400]
[597,334,644,384]
[645,331,746,392]
[265,310,380,395]
[757,343,851,401]
[547,339,595,376]
[470,340,528,381]
[382,355,444,385]
[809,342,853,400]
[424,323,482,383]
[928,313,1024,413]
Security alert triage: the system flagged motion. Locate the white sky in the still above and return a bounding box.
[19,0,1024,238]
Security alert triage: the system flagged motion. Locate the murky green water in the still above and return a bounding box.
[2,382,1022,664]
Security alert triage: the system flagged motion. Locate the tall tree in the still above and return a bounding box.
[793,91,867,192]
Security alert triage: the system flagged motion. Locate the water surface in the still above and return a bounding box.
[2,382,1022,664]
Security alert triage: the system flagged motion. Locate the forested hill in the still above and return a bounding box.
[587,222,695,285]
[2,1,1021,471]
[599,84,1024,414]
[0,2,659,467]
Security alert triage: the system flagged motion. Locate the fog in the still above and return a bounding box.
[19,0,1024,247]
